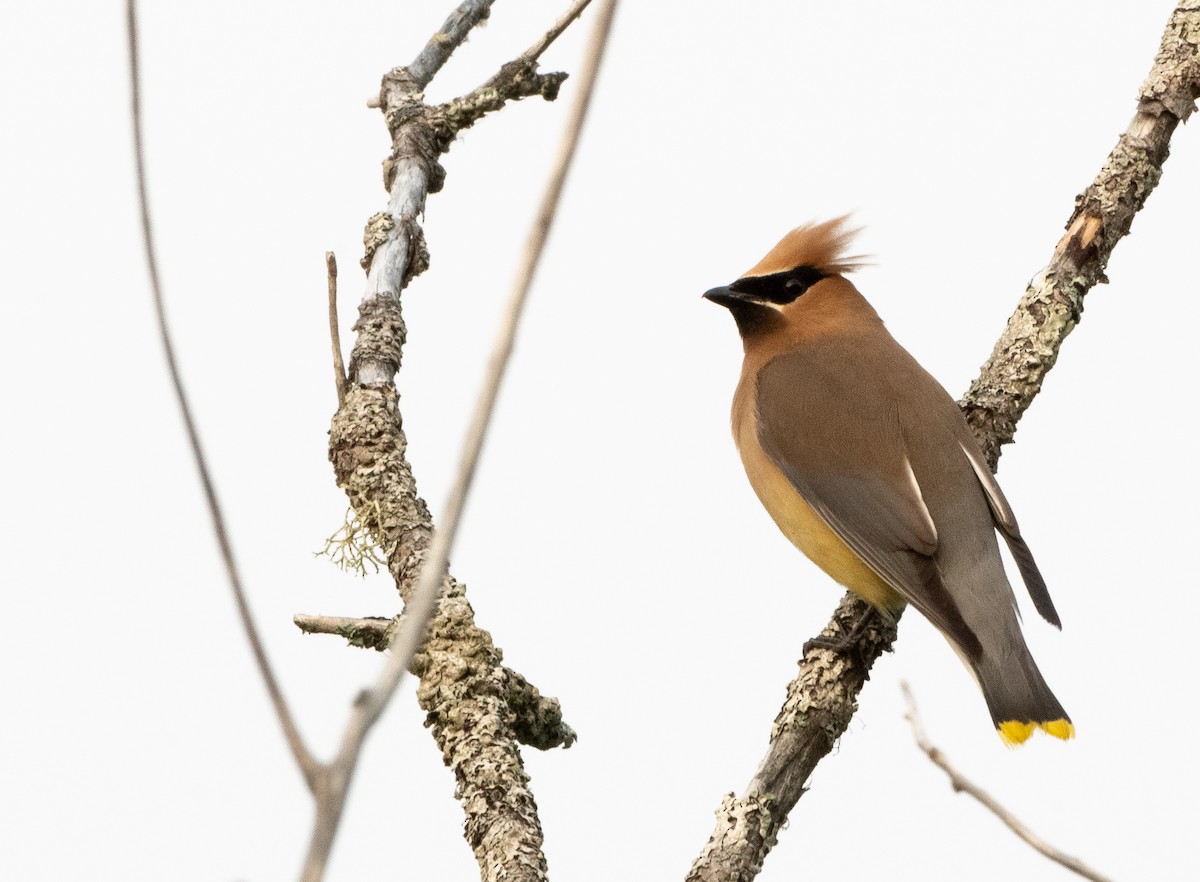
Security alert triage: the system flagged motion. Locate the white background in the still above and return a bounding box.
[3,2,1197,880]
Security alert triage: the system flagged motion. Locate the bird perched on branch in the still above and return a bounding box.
[704,218,1071,745]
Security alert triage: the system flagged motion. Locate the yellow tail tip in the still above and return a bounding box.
[1041,719,1075,740]
[998,719,1075,746]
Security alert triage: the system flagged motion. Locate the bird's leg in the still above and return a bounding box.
[803,604,881,657]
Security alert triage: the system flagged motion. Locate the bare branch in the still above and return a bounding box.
[358,0,593,324]
[525,0,595,62]
[962,4,1200,466]
[435,66,569,139]
[293,613,393,650]
[688,4,1200,879]
[356,2,506,318]
[326,252,348,406]
[304,2,617,879]
[407,0,497,89]
[125,0,318,793]
[338,0,616,810]
[293,613,577,751]
[902,683,1116,882]
[686,596,895,882]
[433,0,598,138]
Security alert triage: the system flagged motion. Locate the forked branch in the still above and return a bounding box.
[129,0,606,879]
[313,1,616,880]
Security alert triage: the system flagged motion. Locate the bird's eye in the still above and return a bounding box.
[785,278,805,291]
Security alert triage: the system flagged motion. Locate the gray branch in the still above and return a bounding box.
[293,613,577,750]
[316,2,604,880]
[686,5,1200,881]
[962,3,1200,465]
[408,0,497,89]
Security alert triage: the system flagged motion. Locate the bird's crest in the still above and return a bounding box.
[742,217,868,279]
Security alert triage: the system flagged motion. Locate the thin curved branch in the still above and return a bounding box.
[125,0,319,792]
[686,5,1200,880]
[902,683,1116,882]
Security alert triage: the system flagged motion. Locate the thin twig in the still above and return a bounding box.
[431,0,595,136]
[294,613,394,650]
[326,252,347,406]
[300,2,618,879]
[902,683,1116,882]
[524,0,594,61]
[124,0,318,791]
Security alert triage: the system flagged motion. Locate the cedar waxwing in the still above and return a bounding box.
[704,218,1072,745]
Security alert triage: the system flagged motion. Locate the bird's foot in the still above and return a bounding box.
[803,605,881,658]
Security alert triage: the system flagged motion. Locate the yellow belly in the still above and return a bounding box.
[736,418,903,610]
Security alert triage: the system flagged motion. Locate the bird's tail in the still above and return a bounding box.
[972,643,1073,746]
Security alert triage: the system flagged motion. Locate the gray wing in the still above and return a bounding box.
[755,346,983,659]
[956,436,1061,628]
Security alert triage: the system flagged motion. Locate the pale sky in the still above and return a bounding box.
[4,2,1198,880]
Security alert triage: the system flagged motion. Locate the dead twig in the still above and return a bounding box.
[330,0,617,794]
[303,1,618,879]
[293,614,394,651]
[293,612,577,751]
[902,683,1116,882]
[327,252,347,406]
[431,2,602,173]
[524,0,595,62]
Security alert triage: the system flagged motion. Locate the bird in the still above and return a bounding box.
[703,218,1072,745]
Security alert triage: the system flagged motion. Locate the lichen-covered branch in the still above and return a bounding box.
[430,0,595,140]
[356,5,582,368]
[329,338,558,882]
[434,65,568,143]
[293,613,577,750]
[316,2,607,880]
[962,3,1200,465]
[687,5,1200,880]
[686,596,896,882]
[294,613,394,651]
